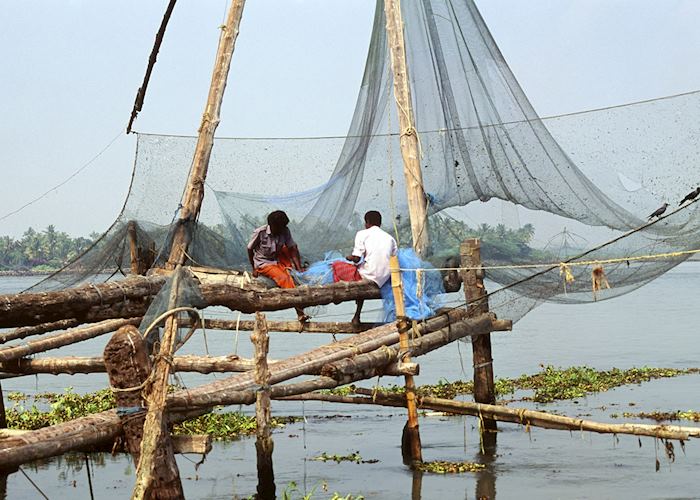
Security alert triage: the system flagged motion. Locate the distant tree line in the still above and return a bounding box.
[0,226,98,272]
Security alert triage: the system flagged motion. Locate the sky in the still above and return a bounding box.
[1,0,699,238]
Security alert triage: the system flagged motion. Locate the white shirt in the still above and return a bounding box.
[352,225,398,287]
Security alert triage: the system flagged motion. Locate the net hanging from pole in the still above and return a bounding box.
[29,0,700,323]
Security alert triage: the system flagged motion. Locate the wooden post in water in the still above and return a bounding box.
[460,239,497,436]
[383,0,430,257]
[165,0,247,269]
[131,268,185,500]
[104,326,152,463]
[390,255,422,465]
[0,382,6,429]
[252,312,275,500]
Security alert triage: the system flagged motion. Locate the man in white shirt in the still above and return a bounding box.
[332,210,398,328]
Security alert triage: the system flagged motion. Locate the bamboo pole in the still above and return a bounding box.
[165,0,247,269]
[460,239,497,435]
[384,0,429,256]
[252,313,275,499]
[181,317,383,334]
[132,268,184,500]
[0,318,141,362]
[389,255,422,464]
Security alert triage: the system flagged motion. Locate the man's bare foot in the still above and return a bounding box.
[351,316,361,332]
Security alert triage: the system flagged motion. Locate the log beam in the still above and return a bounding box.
[252,313,275,499]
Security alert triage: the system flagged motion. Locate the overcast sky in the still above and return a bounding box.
[1,0,699,238]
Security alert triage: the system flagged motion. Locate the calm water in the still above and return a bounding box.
[1,266,699,499]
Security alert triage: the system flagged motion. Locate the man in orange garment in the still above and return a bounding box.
[247,210,309,322]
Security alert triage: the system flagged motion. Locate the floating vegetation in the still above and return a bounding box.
[310,451,378,464]
[278,481,365,500]
[617,411,700,422]
[355,366,699,403]
[6,388,299,440]
[414,460,485,474]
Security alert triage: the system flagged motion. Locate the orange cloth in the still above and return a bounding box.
[257,245,295,289]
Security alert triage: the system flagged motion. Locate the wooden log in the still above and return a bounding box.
[320,315,493,382]
[0,267,462,329]
[0,382,6,429]
[0,275,162,328]
[281,389,700,442]
[253,313,275,500]
[389,255,422,465]
[0,354,256,376]
[103,326,151,465]
[166,308,471,409]
[383,0,429,256]
[128,221,141,276]
[181,317,383,334]
[165,0,247,269]
[0,318,141,362]
[460,239,497,435]
[0,319,82,344]
[171,435,211,455]
[132,268,185,500]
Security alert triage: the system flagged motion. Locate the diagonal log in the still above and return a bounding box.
[0,318,141,362]
[0,319,82,344]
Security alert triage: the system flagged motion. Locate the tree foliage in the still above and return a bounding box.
[0,226,95,272]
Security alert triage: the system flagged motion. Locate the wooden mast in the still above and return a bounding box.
[165,0,247,269]
[384,0,429,256]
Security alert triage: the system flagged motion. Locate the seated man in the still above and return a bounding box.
[332,210,397,327]
[248,210,309,322]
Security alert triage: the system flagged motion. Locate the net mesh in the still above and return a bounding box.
[28,0,700,323]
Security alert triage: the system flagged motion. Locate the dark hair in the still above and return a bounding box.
[364,210,382,227]
[267,210,290,227]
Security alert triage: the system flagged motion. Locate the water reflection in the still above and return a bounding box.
[475,429,498,500]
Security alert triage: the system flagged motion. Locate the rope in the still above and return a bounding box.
[18,467,49,499]
[142,306,201,342]
[398,247,700,272]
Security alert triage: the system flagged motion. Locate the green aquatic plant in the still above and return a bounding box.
[414,460,485,474]
[620,410,700,422]
[360,366,698,404]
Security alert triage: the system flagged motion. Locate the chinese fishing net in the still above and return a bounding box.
[29,0,700,324]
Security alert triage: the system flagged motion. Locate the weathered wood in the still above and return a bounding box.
[320,315,493,382]
[0,275,162,328]
[132,268,185,500]
[0,318,82,344]
[0,318,141,362]
[0,382,6,429]
[1,267,462,329]
[181,317,383,334]
[460,239,497,435]
[253,313,275,500]
[0,354,256,376]
[0,311,486,469]
[389,255,422,465]
[127,221,156,275]
[282,389,700,442]
[103,326,151,464]
[384,0,429,256]
[165,0,247,269]
[171,435,212,455]
[167,308,470,409]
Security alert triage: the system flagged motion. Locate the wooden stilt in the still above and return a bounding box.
[460,239,497,435]
[0,382,6,429]
[383,0,430,256]
[252,312,275,499]
[165,0,247,269]
[131,268,185,500]
[389,255,422,465]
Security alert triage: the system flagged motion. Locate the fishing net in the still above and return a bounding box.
[28,0,700,323]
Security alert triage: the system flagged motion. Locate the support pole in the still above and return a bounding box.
[389,255,422,465]
[460,239,497,436]
[131,268,185,500]
[127,221,141,276]
[384,0,429,256]
[165,0,247,269]
[252,312,275,500]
